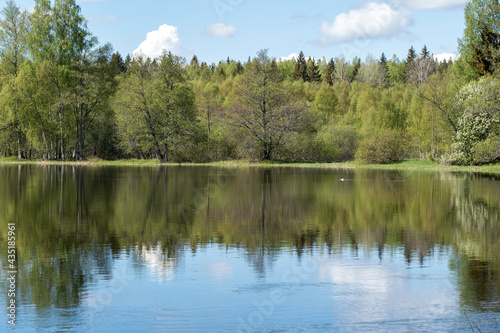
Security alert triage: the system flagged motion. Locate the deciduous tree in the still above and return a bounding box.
[229,49,309,160]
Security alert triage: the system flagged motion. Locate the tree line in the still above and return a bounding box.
[0,0,499,165]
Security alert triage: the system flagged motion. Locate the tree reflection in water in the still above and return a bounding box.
[0,165,499,315]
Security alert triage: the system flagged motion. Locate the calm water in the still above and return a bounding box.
[1,165,500,332]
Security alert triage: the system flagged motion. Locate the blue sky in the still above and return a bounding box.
[13,0,467,63]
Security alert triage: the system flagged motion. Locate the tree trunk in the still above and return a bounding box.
[16,126,22,161]
[59,109,65,160]
[207,108,210,151]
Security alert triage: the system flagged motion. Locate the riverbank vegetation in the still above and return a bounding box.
[0,0,499,166]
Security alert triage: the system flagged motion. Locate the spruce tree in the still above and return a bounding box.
[325,58,335,86]
[110,52,126,75]
[350,57,361,82]
[404,46,417,81]
[307,58,321,82]
[421,45,431,59]
[470,26,500,76]
[124,54,132,69]
[190,55,199,67]
[379,52,389,86]
[293,51,308,81]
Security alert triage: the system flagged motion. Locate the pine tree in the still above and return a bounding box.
[325,58,335,86]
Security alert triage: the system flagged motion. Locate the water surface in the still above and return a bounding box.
[1,165,499,332]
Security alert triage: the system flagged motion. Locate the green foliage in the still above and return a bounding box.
[114,53,200,162]
[387,55,405,85]
[355,130,410,164]
[458,0,500,72]
[316,124,359,162]
[29,0,95,65]
[1,1,500,164]
[314,83,338,123]
[0,0,29,75]
[472,136,500,164]
[324,58,334,86]
[277,59,295,80]
[230,49,311,161]
[293,51,308,81]
[307,58,321,82]
[449,112,496,165]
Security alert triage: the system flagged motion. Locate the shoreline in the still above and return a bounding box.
[0,158,499,173]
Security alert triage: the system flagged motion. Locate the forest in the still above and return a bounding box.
[0,0,499,165]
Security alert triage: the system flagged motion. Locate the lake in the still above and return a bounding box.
[1,164,499,332]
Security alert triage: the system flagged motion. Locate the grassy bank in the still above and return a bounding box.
[1,157,499,173]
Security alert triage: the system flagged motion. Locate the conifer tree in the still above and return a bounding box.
[110,52,126,75]
[350,57,361,81]
[293,51,308,81]
[190,55,199,67]
[404,46,417,81]
[379,53,389,87]
[325,58,335,86]
[458,0,500,74]
[470,26,500,75]
[307,58,321,82]
[124,54,131,69]
[421,45,431,59]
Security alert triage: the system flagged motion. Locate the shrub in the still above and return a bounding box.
[472,136,500,165]
[355,129,410,164]
[448,112,496,165]
[316,125,359,162]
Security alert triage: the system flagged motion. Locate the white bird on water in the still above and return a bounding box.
[340,177,345,182]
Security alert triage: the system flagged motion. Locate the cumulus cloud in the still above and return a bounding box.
[278,53,320,62]
[321,2,413,43]
[279,53,299,62]
[401,0,466,10]
[133,24,180,59]
[204,22,236,38]
[434,52,459,62]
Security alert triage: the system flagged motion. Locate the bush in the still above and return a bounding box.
[277,125,359,162]
[355,130,410,164]
[277,132,320,161]
[472,136,500,165]
[448,112,495,165]
[316,125,359,162]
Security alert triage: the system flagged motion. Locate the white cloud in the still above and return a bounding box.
[278,53,320,62]
[401,0,466,10]
[321,2,413,43]
[434,52,459,62]
[133,24,180,59]
[279,53,299,62]
[204,22,237,38]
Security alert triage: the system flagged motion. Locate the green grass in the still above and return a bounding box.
[0,157,499,173]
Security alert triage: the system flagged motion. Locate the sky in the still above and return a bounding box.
[13,0,468,64]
